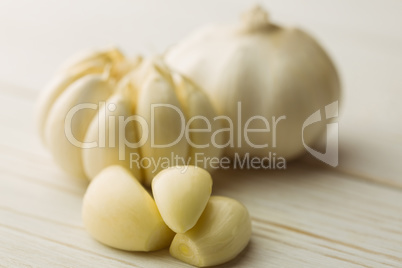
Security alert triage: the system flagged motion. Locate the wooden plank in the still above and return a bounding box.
[303,131,402,189]
[1,149,401,267]
[0,225,141,268]
[0,81,401,266]
[0,209,365,268]
[0,140,88,196]
[212,167,402,267]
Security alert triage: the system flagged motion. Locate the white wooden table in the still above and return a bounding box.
[0,0,401,267]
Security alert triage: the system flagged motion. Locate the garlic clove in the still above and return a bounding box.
[82,91,143,181]
[36,47,127,146]
[44,74,113,179]
[36,63,105,145]
[135,60,188,186]
[152,166,212,233]
[82,165,175,251]
[173,74,223,171]
[170,196,252,267]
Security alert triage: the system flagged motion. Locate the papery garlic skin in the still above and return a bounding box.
[165,6,341,160]
[82,166,174,251]
[59,47,125,73]
[169,196,252,267]
[152,166,212,233]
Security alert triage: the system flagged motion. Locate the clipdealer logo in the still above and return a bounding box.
[302,101,339,167]
[63,101,339,169]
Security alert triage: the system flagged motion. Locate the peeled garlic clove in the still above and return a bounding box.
[152,166,212,233]
[45,74,113,179]
[170,196,252,267]
[135,60,188,186]
[36,47,125,145]
[173,74,223,171]
[82,165,174,251]
[82,92,142,181]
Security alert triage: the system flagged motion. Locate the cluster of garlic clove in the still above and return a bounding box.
[82,165,252,267]
[152,167,251,267]
[36,48,223,185]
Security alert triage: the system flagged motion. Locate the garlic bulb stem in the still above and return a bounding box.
[241,5,270,30]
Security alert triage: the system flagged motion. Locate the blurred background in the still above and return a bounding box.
[0,0,400,90]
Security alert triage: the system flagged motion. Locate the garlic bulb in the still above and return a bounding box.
[37,48,222,184]
[165,6,341,160]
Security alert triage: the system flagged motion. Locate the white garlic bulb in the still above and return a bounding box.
[165,6,341,160]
